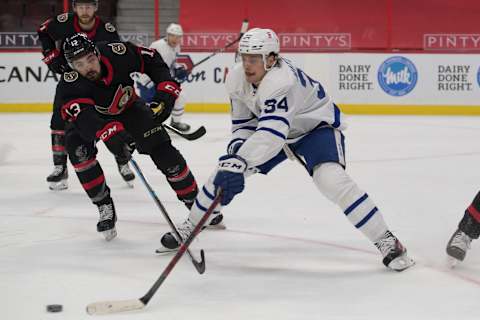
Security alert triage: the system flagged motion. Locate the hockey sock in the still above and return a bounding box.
[51,130,67,165]
[73,157,110,203]
[151,144,198,208]
[187,173,222,226]
[313,162,388,242]
[460,191,480,239]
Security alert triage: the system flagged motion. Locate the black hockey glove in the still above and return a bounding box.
[96,122,132,161]
[42,49,69,74]
[149,81,181,124]
[213,154,247,206]
[174,67,188,82]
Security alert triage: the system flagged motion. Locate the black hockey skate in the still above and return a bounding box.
[446,229,471,266]
[117,162,135,187]
[96,200,118,241]
[375,230,415,271]
[170,119,191,132]
[446,212,480,267]
[46,165,68,190]
[156,214,225,254]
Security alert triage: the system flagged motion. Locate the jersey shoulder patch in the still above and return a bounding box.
[104,22,116,33]
[63,71,79,83]
[107,43,127,55]
[56,13,69,23]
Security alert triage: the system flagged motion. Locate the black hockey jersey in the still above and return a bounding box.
[58,41,174,141]
[38,13,120,70]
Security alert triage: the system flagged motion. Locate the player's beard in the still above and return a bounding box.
[79,15,95,26]
[85,70,101,81]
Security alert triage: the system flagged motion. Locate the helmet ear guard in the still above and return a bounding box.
[238,28,280,70]
[63,33,99,69]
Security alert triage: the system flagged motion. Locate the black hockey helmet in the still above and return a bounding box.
[72,0,98,7]
[63,33,98,68]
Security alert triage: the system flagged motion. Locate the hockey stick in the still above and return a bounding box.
[86,190,223,315]
[164,124,206,141]
[129,158,205,274]
[191,19,249,69]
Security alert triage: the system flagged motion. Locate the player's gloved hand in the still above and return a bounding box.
[96,122,132,161]
[174,67,188,82]
[213,154,247,205]
[149,81,181,123]
[131,72,155,102]
[42,49,69,74]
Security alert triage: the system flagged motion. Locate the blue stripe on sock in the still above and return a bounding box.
[355,207,378,228]
[195,198,208,212]
[202,186,215,200]
[344,193,368,215]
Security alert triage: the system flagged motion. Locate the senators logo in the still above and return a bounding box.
[105,22,116,33]
[108,43,126,55]
[57,13,68,23]
[63,71,79,82]
[95,85,134,115]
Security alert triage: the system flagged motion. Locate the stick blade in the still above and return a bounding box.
[86,299,145,315]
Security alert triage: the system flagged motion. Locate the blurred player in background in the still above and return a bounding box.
[158,28,415,272]
[446,191,480,266]
[133,23,191,132]
[37,0,135,190]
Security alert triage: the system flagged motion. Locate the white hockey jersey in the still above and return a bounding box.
[225,58,346,168]
[149,38,179,75]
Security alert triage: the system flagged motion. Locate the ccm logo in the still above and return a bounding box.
[99,125,118,140]
[143,126,163,138]
[165,84,180,96]
[219,162,244,169]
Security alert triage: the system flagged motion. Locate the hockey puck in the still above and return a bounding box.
[46,304,63,313]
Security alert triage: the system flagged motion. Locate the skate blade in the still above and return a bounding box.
[205,222,226,230]
[48,180,68,191]
[124,180,134,188]
[388,254,415,272]
[155,247,177,255]
[102,228,117,241]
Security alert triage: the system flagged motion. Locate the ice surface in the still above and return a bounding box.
[0,113,479,320]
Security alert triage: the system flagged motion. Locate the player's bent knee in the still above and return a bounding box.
[313,162,359,205]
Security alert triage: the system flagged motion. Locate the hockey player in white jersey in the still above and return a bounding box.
[158,28,415,271]
[134,23,191,132]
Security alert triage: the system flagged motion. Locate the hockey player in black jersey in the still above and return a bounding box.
[58,33,222,240]
[446,191,480,266]
[38,0,135,190]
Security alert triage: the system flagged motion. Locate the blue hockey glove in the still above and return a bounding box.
[136,80,155,102]
[131,72,155,102]
[174,67,188,82]
[213,154,247,205]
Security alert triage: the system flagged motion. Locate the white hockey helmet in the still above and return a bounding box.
[166,23,183,36]
[238,28,280,70]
